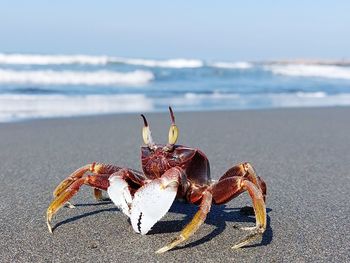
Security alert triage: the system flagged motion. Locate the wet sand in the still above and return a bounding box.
[0,107,349,262]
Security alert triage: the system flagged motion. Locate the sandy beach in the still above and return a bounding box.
[0,107,349,262]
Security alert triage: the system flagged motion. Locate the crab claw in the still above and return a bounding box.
[107,175,133,217]
[130,171,180,235]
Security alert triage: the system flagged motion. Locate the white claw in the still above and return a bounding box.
[107,176,133,217]
[130,179,178,235]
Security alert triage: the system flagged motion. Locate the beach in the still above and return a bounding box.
[0,107,349,262]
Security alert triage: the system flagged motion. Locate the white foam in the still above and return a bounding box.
[164,92,350,109]
[184,92,239,99]
[112,57,204,68]
[295,92,327,98]
[2,92,350,122]
[0,69,154,86]
[266,64,350,80]
[0,53,205,68]
[265,93,350,108]
[0,94,153,122]
[162,92,242,107]
[0,53,109,65]
[210,61,253,69]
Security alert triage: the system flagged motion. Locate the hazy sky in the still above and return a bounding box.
[0,1,349,60]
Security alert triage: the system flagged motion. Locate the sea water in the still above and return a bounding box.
[0,53,350,122]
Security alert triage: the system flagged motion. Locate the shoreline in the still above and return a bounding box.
[1,104,350,125]
[1,107,349,262]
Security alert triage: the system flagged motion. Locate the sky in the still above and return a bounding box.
[0,0,349,60]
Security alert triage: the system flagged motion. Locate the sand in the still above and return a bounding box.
[0,108,349,262]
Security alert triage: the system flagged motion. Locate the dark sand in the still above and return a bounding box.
[0,108,349,262]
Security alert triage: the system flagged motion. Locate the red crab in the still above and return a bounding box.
[47,107,267,253]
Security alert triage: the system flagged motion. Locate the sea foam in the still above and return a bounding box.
[0,53,204,68]
[172,92,350,109]
[0,53,109,65]
[0,69,154,86]
[0,94,153,122]
[209,61,253,69]
[112,57,204,68]
[266,64,350,80]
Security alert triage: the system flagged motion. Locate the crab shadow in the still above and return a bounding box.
[149,201,273,250]
[72,199,112,207]
[51,200,114,232]
[52,200,272,250]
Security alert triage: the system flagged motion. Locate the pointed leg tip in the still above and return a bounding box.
[47,220,53,234]
[231,239,252,249]
[232,242,245,249]
[46,211,54,233]
[65,202,76,209]
[231,228,264,249]
[232,245,242,250]
[155,236,185,254]
[155,246,170,254]
[240,226,257,231]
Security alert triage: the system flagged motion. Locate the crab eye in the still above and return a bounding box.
[168,124,178,145]
[141,114,154,147]
[143,126,153,145]
[167,107,179,147]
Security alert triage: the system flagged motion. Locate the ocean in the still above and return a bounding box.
[1,53,350,122]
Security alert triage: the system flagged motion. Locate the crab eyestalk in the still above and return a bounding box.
[141,114,155,149]
[165,107,179,151]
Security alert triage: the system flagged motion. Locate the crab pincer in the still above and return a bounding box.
[130,167,182,235]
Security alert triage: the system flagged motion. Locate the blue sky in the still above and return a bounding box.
[0,1,349,60]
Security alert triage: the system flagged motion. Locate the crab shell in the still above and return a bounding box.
[141,145,210,185]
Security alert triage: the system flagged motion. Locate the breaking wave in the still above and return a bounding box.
[169,92,350,109]
[263,93,350,108]
[0,53,109,65]
[0,94,153,122]
[0,69,154,86]
[184,92,240,99]
[209,61,253,69]
[266,64,350,80]
[2,91,350,122]
[1,53,350,122]
[0,53,203,68]
[112,57,204,68]
[295,91,327,98]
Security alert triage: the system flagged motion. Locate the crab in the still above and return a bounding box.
[47,107,267,253]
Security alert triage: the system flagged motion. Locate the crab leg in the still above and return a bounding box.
[242,163,267,202]
[93,188,104,201]
[47,174,110,233]
[218,162,266,201]
[53,164,91,198]
[212,176,266,249]
[52,163,122,203]
[156,190,212,254]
